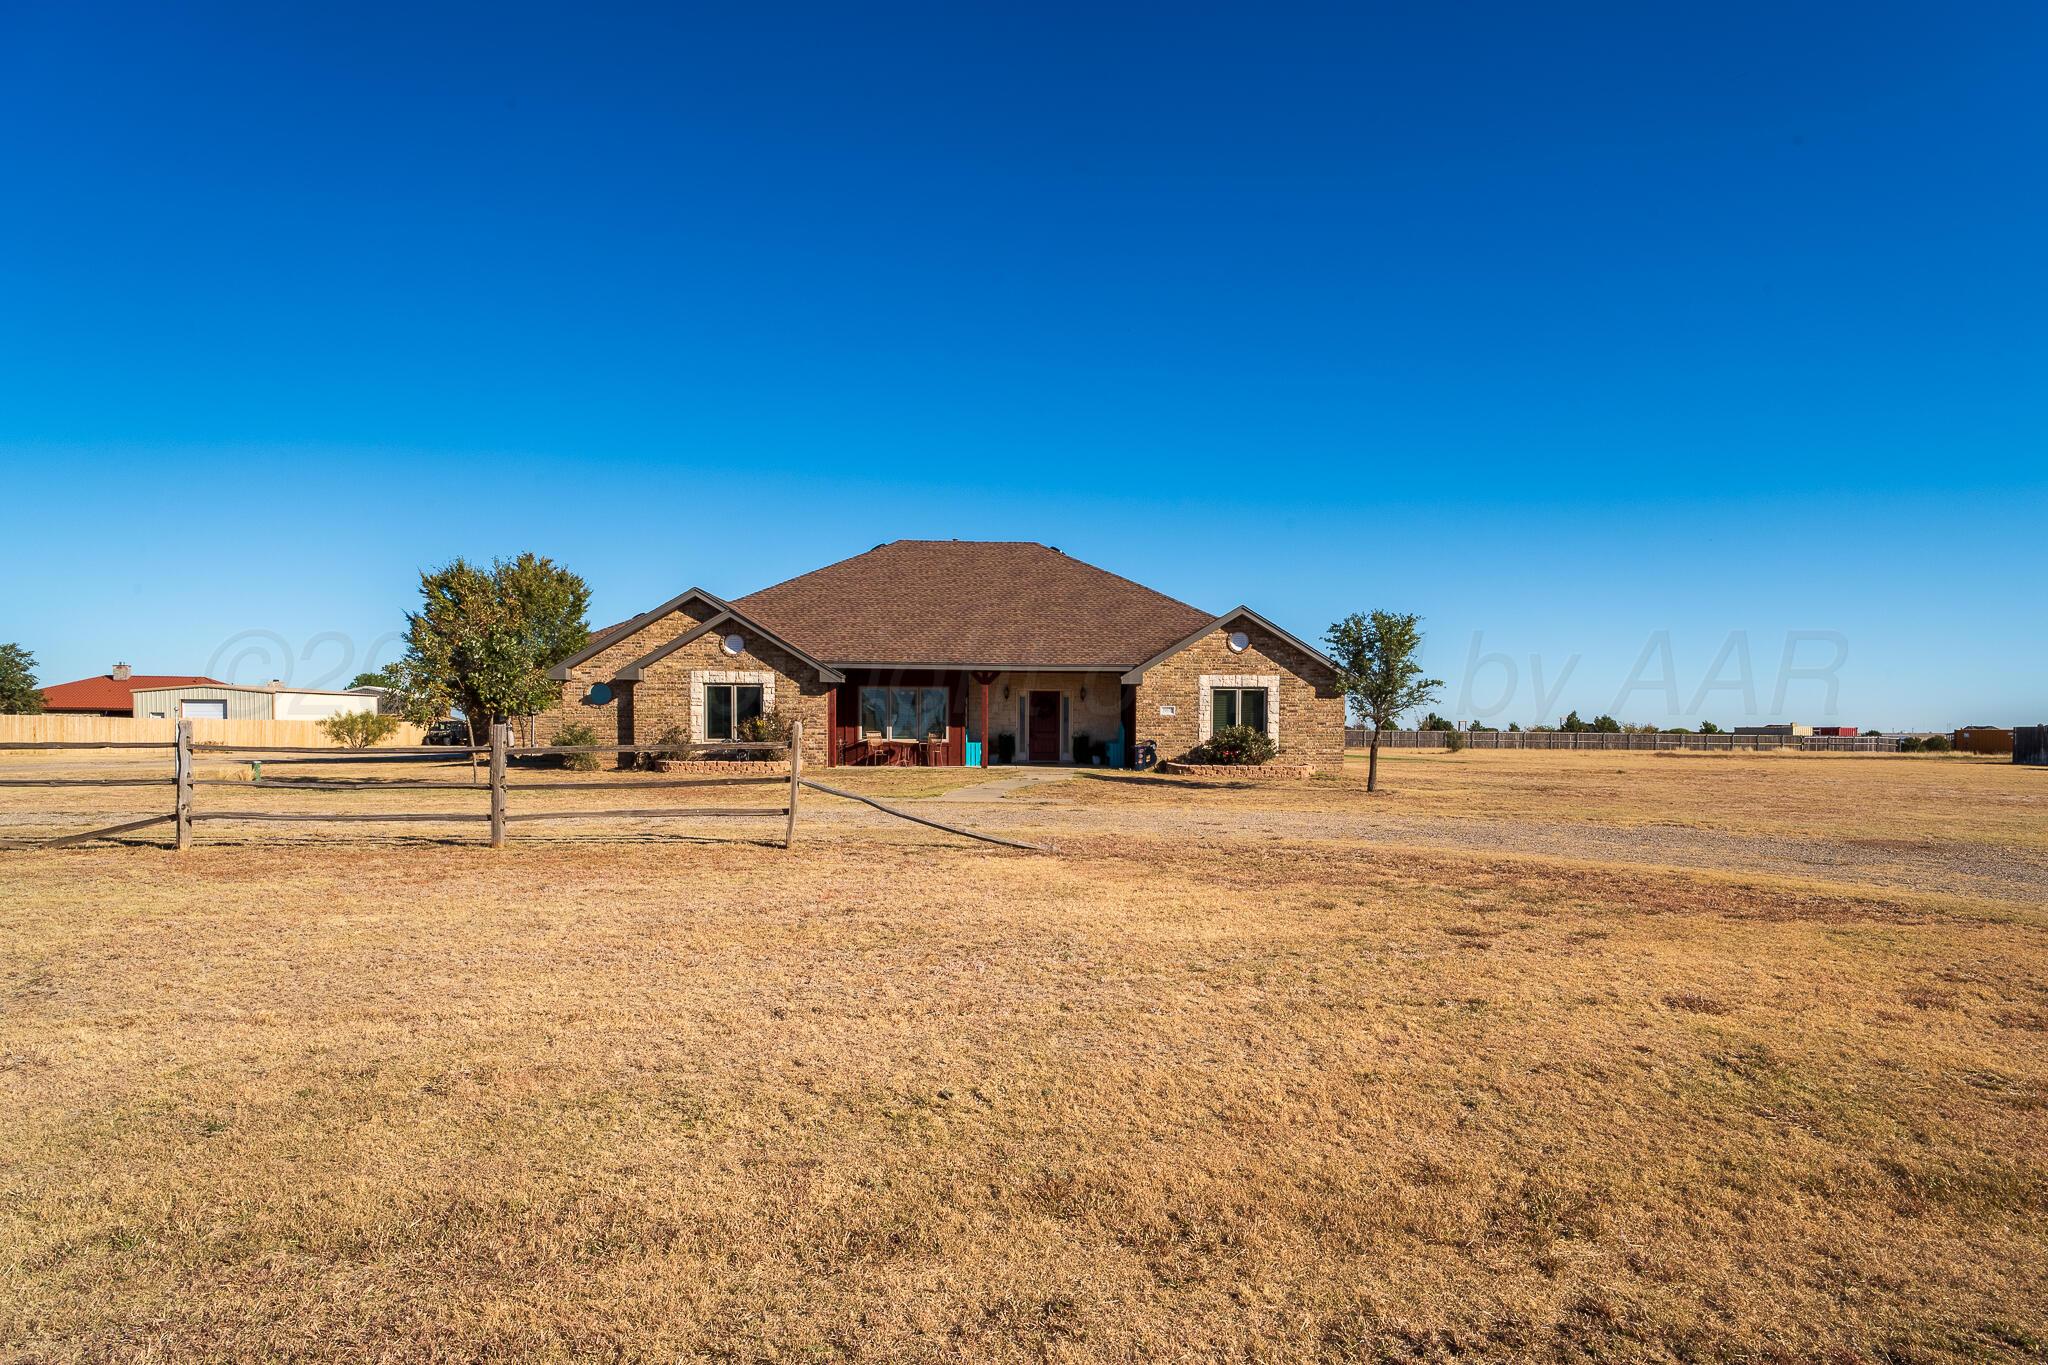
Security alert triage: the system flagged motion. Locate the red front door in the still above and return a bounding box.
[1028,691,1060,762]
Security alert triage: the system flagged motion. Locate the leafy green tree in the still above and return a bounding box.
[1325,611,1442,793]
[393,554,592,744]
[1506,721,1522,733]
[348,669,398,690]
[1697,721,1722,734]
[0,643,45,714]
[1419,712,1455,732]
[1590,714,1622,733]
[1560,710,1588,732]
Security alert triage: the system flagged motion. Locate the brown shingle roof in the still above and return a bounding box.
[733,541,1215,668]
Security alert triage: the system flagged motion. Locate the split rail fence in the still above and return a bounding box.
[1346,728,1910,753]
[3,720,1045,853]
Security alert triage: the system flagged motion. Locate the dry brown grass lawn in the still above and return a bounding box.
[2,752,2045,1361]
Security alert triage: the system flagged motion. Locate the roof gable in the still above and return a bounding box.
[1119,607,1341,684]
[733,541,1214,669]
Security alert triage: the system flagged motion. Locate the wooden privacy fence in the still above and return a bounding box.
[0,714,424,749]
[5,719,1046,853]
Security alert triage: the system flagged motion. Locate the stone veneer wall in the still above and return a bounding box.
[1131,622,1345,771]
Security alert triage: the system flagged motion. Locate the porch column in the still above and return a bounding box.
[971,670,999,768]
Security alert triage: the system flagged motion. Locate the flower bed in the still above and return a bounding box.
[1157,761,1316,780]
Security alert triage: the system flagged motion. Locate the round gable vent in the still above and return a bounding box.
[1226,630,1250,653]
[721,633,746,657]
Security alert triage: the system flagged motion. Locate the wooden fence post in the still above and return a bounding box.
[174,720,193,851]
[489,722,507,848]
[785,719,802,849]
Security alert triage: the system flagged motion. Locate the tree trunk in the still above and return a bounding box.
[1367,728,1381,792]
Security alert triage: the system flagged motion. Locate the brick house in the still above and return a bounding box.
[539,541,1346,770]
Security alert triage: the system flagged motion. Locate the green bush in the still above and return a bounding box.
[1200,723,1277,765]
[319,709,402,749]
[553,720,603,771]
[1443,727,1466,753]
[1920,734,1952,753]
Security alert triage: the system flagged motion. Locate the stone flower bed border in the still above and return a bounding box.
[1157,761,1316,780]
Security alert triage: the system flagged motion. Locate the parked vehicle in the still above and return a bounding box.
[424,719,474,746]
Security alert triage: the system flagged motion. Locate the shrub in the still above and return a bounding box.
[320,709,402,749]
[1443,728,1466,753]
[640,723,688,772]
[553,720,603,771]
[1897,736,1921,753]
[739,708,793,747]
[1201,724,1277,766]
[1920,734,1952,753]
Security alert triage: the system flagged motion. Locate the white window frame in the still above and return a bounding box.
[691,670,774,742]
[1197,674,1280,745]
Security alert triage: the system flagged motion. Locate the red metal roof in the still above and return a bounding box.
[39,673,223,714]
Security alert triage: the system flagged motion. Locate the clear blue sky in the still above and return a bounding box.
[3,3,2042,730]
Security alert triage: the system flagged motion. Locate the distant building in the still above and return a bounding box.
[1953,725,2014,755]
[129,680,381,723]
[1733,723,1813,737]
[39,663,223,716]
[1812,726,1858,737]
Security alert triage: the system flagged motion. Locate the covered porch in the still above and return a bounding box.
[827,669,1133,768]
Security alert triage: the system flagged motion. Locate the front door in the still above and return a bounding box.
[1027,691,1061,762]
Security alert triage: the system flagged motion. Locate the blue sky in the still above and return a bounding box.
[3,2,2042,729]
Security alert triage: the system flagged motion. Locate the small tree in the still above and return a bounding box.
[1325,611,1443,793]
[1419,712,1455,732]
[0,643,44,714]
[320,710,402,748]
[348,669,398,690]
[1698,721,1722,735]
[392,554,591,744]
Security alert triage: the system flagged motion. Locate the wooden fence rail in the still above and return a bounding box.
[1344,728,1913,752]
[6,717,1043,853]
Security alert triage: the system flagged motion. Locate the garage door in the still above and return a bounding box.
[180,700,228,720]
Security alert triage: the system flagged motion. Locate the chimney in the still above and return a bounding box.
[111,662,132,681]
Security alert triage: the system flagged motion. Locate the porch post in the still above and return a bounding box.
[971,670,999,768]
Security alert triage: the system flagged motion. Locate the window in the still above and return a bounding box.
[1211,686,1269,735]
[703,683,763,740]
[859,686,948,741]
